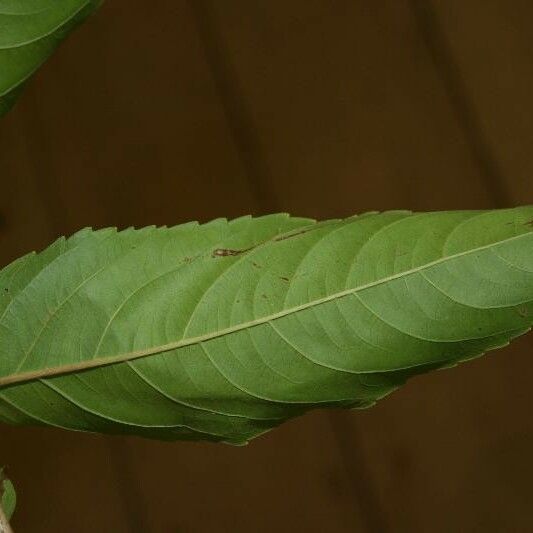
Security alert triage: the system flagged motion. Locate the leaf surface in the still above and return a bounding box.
[0,208,531,444]
[0,468,15,522]
[0,0,101,116]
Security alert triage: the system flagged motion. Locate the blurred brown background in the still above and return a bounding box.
[1,1,533,531]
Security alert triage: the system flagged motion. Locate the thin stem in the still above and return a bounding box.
[0,500,13,533]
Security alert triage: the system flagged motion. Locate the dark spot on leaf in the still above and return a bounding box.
[261,294,267,299]
[211,225,319,260]
[212,247,251,258]
[3,288,8,293]
[525,218,533,227]
[279,276,289,282]
[251,261,262,269]
[274,227,315,242]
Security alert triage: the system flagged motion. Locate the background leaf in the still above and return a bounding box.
[0,468,16,521]
[0,0,101,116]
[0,207,531,444]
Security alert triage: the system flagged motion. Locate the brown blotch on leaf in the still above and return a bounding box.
[212,247,251,258]
[274,227,315,242]
[279,276,289,282]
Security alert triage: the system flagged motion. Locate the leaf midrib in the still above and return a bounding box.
[0,230,530,388]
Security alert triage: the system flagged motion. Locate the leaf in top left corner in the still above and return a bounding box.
[0,0,102,116]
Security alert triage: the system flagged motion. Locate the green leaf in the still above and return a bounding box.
[0,0,102,116]
[0,468,16,522]
[0,208,531,444]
